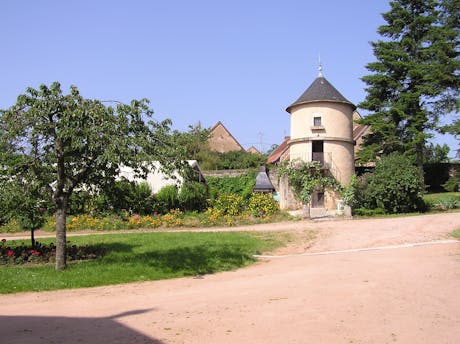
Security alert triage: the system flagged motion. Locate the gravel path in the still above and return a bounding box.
[1,212,459,343]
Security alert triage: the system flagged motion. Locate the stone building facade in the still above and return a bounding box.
[208,121,244,153]
[276,68,357,214]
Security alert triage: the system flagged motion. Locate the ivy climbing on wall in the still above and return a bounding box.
[278,159,341,204]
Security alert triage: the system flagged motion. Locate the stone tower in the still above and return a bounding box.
[285,67,356,211]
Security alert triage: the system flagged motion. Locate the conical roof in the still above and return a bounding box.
[254,165,275,192]
[286,76,355,113]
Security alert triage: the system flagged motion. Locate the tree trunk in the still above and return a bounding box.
[55,197,68,271]
[416,141,425,185]
[31,228,35,248]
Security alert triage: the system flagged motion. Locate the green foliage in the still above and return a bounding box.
[434,197,458,210]
[356,153,424,214]
[442,176,459,192]
[358,0,460,169]
[213,193,246,216]
[0,180,48,234]
[422,191,460,210]
[0,182,15,226]
[248,193,279,217]
[278,160,340,204]
[341,175,358,207]
[156,185,179,213]
[217,150,266,170]
[442,119,460,158]
[0,82,180,269]
[207,171,257,201]
[171,124,265,170]
[442,167,460,192]
[198,150,266,170]
[68,190,93,215]
[98,180,154,215]
[424,143,451,164]
[16,199,46,231]
[353,208,386,217]
[172,124,211,160]
[178,181,208,212]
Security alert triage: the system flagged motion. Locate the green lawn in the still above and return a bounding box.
[423,192,460,203]
[0,231,288,294]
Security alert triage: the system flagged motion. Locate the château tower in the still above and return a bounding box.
[285,66,355,211]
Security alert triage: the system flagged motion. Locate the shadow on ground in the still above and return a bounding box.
[0,309,163,344]
[101,243,255,275]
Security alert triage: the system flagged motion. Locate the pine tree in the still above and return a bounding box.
[358,0,460,171]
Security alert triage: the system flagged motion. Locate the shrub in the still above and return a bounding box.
[69,190,93,215]
[97,179,154,215]
[156,185,179,214]
[434,197,458,210]
[178,181,208,212]
[356,153,424,214]
[248,193,279,217]
[207,171,257,201]
[213,193,245,216]
[353,208,386,216]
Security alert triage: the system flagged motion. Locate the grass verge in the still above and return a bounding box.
[451,229,460,240]
[423,192,460,203]
[0,231,289,294]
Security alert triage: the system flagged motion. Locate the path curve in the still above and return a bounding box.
[1,212,460,344]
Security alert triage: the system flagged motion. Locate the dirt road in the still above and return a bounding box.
[1,213,459,343]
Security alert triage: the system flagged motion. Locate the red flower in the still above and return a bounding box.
[29,249,41,257]
[7,250,14,257]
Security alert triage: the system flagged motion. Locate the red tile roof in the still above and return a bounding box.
[266,136,290,164]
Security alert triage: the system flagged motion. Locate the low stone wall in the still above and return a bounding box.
[202,169,250,178]
[268,168,301,210]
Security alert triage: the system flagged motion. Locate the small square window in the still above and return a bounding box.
[313,117,322,126]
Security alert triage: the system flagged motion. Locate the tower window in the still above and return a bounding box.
[313,116,322,127]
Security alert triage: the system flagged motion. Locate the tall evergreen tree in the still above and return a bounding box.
[358,0,460,171]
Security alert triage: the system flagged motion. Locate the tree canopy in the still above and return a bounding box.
[442,119,460,157]
[0,82,180,270]
[358,0,460,170]
[172,124,266,170]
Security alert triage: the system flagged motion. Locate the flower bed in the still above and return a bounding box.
[0,239,106,265]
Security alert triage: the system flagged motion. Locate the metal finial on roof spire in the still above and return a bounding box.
[318,54,323,77]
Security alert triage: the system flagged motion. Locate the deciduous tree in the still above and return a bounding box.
[0,82,180,270]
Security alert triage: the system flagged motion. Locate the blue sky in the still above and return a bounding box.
[2,0,457,155]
